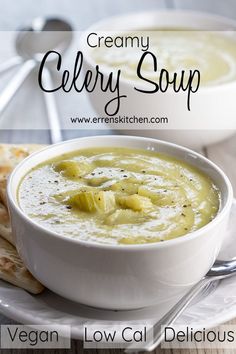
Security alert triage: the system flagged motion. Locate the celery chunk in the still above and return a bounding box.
[117,194,153,211]
[54,160,91,178]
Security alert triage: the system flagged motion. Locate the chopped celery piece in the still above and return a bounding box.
[54,160,91,178]
[117,194,153,211]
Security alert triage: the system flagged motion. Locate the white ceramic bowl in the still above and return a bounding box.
[7,136,233,310]
[80,10,236,149]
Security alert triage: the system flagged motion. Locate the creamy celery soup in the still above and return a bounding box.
[91,30,236,86]
[18,147,220,245]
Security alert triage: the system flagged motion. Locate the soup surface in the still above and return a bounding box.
[91,30,236,86]
[18,147,220,245]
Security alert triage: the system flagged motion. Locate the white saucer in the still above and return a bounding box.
[0,201,236,340]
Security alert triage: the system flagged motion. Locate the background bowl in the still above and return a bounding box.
[80,10,236,149]
[7,136,233,309]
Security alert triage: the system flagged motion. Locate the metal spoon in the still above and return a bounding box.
[0,17,73,143]
[125,258,236,353]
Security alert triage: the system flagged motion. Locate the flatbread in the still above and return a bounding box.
[0,202,13,244]
[0,144,43,169]
[0,236,44,294]
[0,144,45,244]
[0,180,7,207]
[0,144,45,209]
[0,144,45,293]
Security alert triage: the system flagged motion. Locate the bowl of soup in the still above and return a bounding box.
[7,136,233,309]
[80,11,236,148]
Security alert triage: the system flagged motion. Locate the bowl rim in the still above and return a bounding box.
[79,9,236,92]
[7,135,233,251]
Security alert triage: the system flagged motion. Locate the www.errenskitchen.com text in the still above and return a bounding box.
[70,115,168,125]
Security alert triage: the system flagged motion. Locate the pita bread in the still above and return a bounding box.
[0,144,45,209]
[0,179,7,207]
[0,144,45,244]
[0,144,45,293]
[0,202,13,244]
[0,237,44,294]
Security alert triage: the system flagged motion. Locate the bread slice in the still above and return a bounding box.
[0,144,45,208]
[0,202,13,244]
[0,236,44,294]
[0,144,45,293]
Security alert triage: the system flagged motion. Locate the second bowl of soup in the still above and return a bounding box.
[80,10,236,148]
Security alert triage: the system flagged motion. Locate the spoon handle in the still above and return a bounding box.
[0,60,36,117]
[41,67,62,144]
[126,276,215,353]
[0,56,23,76]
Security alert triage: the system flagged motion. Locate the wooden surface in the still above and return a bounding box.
[0,0,236,353]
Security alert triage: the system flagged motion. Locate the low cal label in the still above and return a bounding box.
[83,323,153,349]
